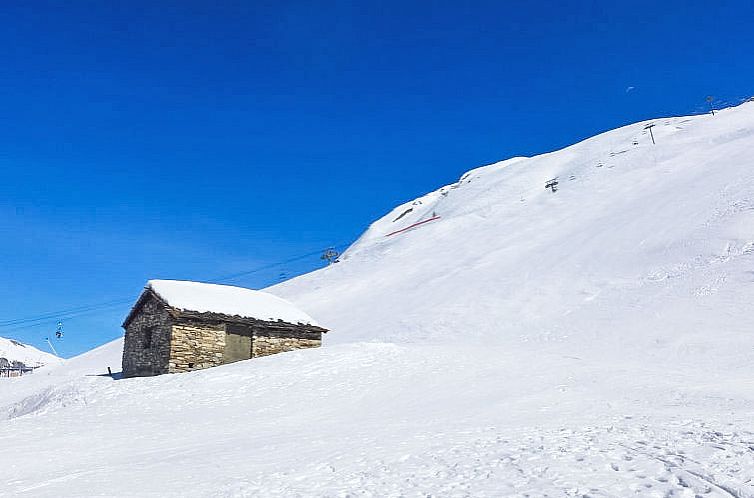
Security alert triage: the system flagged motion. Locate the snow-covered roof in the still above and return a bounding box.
[145,280,318,326]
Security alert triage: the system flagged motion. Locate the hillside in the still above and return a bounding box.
[0,336,61,369]
[272,102,754,361]
[1,102,753,497]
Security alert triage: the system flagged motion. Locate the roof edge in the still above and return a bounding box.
[123,287,327,333]
[171,308,328,332]
[121,288,170,329]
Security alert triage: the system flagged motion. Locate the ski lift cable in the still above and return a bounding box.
[0,241,354,333]
[0,303,132,334]
[0,298,134,327]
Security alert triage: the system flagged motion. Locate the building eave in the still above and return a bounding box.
[171,308,328,333]
[123,285,328,333]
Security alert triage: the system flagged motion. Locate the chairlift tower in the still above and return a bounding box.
[644,123,656,145]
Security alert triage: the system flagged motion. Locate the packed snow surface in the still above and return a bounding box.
[145,279,318,325]
[0,336,60,367]
[2,102,754,497]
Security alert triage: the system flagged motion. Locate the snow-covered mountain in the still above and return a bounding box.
[272,102,754,357]
[0,336,60,368]
[1,102,753,497]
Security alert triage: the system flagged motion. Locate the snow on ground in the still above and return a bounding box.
[1,102,754,496]
[1,343,753,496]
[0,337,120,412]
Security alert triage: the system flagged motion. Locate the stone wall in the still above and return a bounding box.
[122,296,172,377]
[125,302,325,376]
[169,322,225,373]
[252,329,322,358]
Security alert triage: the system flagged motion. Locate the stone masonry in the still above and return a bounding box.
[252,329,321,358]
[122,289,328,378]
[169,323,225,373]
[122,295,172,377]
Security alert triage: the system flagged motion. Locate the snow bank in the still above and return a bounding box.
[42,336,123,377]
[147,280,317,325]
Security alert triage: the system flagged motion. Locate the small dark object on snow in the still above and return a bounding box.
[321,248,340,265]
[545,178,559,192]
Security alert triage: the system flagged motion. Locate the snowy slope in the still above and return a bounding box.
[0,337,119,414]
[1,102,754,497]
[273,102,754,362]
[3,342,753,496]
[0,336,60,367]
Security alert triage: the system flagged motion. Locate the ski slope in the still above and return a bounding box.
[1,102,754,497]
[273,103,754,361]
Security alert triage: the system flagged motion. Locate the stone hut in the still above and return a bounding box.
[122,280,327,378]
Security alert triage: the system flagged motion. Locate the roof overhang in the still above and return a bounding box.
[122,287,328,333]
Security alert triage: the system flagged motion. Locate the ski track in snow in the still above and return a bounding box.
[215,422,754,498]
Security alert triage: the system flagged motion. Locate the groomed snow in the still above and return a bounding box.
[146,279,318,325]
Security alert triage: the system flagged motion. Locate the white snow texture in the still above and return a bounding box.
[146,279,318,325]
[1,102,754,497]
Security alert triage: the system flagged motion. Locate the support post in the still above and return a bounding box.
[45,337,59,357]
[644,123,656,145]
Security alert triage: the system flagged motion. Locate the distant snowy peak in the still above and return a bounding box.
[0,336,60,368]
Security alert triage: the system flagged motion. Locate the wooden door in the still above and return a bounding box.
[222,323,252,364]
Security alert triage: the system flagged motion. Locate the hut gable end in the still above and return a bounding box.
[122,292,174,377]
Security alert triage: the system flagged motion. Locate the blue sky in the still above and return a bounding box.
[1,1,753,357]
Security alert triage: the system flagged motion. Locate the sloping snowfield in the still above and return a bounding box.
[1,102,753,497]
[0,336,60,368]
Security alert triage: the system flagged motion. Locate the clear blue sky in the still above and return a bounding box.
[1,1,752,357]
